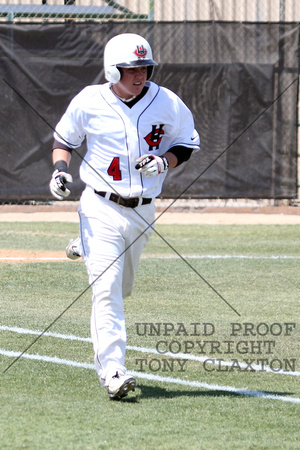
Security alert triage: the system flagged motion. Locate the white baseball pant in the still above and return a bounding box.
[78,186,155,387]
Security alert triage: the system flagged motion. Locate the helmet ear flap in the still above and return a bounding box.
[105,66,122,84]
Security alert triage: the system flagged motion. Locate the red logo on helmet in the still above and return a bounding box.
[134,45,147,58]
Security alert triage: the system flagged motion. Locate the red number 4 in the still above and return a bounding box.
[107,157,122,181]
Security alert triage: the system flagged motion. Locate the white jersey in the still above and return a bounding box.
[54,81,200,198]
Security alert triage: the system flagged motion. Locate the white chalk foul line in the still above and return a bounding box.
[1,325,299,377]
[0,348,94,370]
[0,348,299,404]
[0,325,92,342]
[1,255,300,262]
[142,254,300,260]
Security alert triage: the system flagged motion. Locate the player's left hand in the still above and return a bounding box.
[49,169,73,200]
[135,154,169,177]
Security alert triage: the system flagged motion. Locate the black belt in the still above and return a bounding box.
[94,190,153,208]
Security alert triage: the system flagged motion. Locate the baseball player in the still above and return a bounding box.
[49,33,200,400]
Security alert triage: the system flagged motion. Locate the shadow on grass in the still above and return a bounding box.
[139,384,295,400]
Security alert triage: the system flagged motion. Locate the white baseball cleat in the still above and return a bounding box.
[107,372,136,400]
[66,237,81,260]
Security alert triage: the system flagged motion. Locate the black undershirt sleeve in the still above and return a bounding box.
[168,145,193,166]
[52,139,73,153]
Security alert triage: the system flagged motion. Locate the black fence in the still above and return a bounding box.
[0,21,299,201]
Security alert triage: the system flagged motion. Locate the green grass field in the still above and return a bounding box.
[0,222,299,449]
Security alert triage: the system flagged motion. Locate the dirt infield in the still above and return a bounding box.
[1,201,300,224]
[0,249,67,262]
[1,202,299,262]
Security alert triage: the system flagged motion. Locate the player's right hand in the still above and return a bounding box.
[49,169,73,200]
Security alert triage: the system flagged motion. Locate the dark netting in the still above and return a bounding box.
[0,21,299,201]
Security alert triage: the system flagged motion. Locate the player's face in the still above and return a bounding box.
[114,66,148,100]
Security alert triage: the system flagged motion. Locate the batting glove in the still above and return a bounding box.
[135,154,169,177]
[49,169,73,200]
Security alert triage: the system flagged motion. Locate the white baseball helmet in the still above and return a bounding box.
[104,33,158,84]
